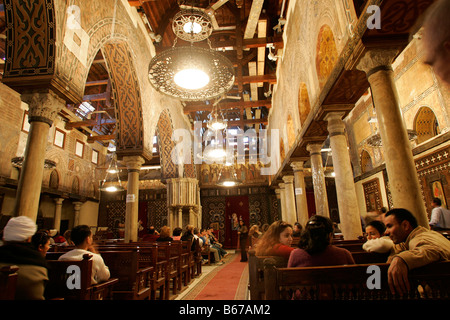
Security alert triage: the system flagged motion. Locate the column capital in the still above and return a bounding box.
[278,183,285,189]
[73,201,83,210]
[54,198,64,205]
[282,175,294,184]
[324,112,346,137]
[122,155,145,171]
[22,90,65,127]
[306,143,323,155]
[290,161,305,172]
[356,49,399,76]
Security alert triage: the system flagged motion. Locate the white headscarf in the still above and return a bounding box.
[3,216,37,242]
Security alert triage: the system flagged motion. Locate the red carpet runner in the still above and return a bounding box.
[182,254,249,300]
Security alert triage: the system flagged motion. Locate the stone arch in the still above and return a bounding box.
[414,106,440,144]
[360,149,373,174]
[315,24,338,90]
[298,82,311,126]
[156,109,177,180]
[101,41,145,158]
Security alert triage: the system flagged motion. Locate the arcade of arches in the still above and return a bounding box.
[0,0,449,249]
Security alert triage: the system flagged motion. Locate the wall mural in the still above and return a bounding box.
[200,161,267,187]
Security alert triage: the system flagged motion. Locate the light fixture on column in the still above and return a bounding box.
[148,5,234,101]
[100,152,124,192]
[366,129,418,147]
[11,156,56,170]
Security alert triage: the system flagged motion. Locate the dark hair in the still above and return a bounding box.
[385,208,418,229]
[173,227,182,237]
[380,207,387,213]
[366,220,386,236]
[148,226,156,234]
[31,231,51,250]
[70,225,92,246]
[433,197,442,206]
[298,215,334,254]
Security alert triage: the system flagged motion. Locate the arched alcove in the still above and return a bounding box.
[414,106,440,144]
[49,169,59,189]
[360,150,373,174]
[298,82,311,126]
[316,25,338,90]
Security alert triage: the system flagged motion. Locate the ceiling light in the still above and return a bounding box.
[174,68,210,90]
[172,8,213,42]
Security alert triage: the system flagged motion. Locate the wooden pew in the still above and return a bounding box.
[45,254,118,300]
[193,238,203,277]
[181,240,196,282]
[94,243,168,300]
[248,249,288,300]
[0,265,19,300]
[351,251,390,264]
[156,243,179,298]
[263,259,450,300]
[99,250,153,300]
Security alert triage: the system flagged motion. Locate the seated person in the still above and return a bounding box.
[181,225,196,251]
[254,220,295,259]
[429,197,450,230]
[384,208,450,296]
[58,225,110,284]
[0,216,49,300]
[249,224,263,248]
[207,228,228,258]
[156,226,173,242]
[172,227,183,241]
[31,230,52,257]
[142,226,159,242]
[362,220,394,253]
[200,229,224,265]
[288,215,355,267]
[292,222,303,237]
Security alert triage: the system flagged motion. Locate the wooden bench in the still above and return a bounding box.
[181,240,196,282]
[263,259,450,300]
[45,253,118,300]
[156,243,179,298]
[248,249,288,300]
[0,265,19,300]
[94,243,168,300]
[99,250,153,300]
[351,251,390,264]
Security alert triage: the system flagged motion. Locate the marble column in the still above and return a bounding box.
[14,91,65,220]
[325,112,362,239]
[178,208,183,228]
[357,49,429,228]
[290,161,309,228]
[274,189,282,220]
[123,156,145,243]
[307,143,329,217]
[73,202,83,227]
[282,176,297,225]
[53,198,64,232]
[278,183,287,221]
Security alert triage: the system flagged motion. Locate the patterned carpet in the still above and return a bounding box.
[179,252,249,300]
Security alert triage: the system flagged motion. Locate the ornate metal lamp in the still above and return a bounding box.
[148,6,235,101]
[100,153,124,192]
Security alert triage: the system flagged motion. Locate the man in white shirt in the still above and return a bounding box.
[429,197,450,230]
[58,225,110,284]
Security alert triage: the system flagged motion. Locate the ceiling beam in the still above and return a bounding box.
[184,99,271,113]
[65,119,116,129]
[238,74,277,85]
[87,134,115,143]
[200,118,267,128]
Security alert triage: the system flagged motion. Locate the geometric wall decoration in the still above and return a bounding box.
[362,178,383,213]
[316,24,338,90]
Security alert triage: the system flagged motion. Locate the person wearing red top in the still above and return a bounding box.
[288,215,355,268]
[254,220,294,259]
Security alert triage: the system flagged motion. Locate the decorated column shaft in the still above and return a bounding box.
[307,143,330,217]
[357,49,429,228]
[290,161,309,227]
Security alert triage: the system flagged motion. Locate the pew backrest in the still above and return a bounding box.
[0,265,19,300]
[264,259,450,300]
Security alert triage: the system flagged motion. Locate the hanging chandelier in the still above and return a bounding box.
[148,6,235,101]
[217,165,242,187]
[100,153,124,192]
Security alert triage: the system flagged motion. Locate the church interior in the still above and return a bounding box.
[0,0,449,302]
